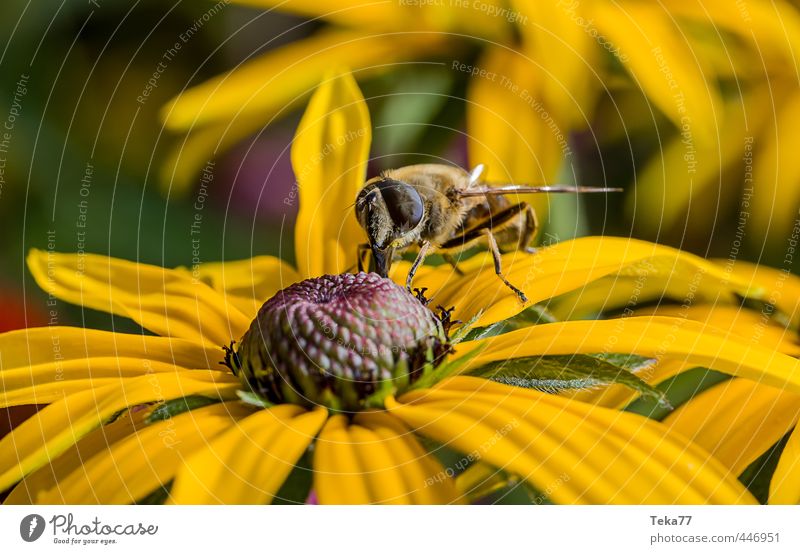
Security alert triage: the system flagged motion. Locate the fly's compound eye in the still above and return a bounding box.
[375,178,424,232]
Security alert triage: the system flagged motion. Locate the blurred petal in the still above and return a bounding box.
[161,29,438,132]
[292,70,370,277]
[26,250,249,346]
[770,424,800,504]
[467,46,564,189]
[0,371,239,491]
[160,115,266,196]
[228,0,511,39]
[36,402,254,504]
[391,377,754,503]
[662,379,800,475]
[628,89,770,235]
[593,3,720,145]
[665,0,800,66]
[456,316,800,395]
[225,1,411,31]
[751,93,800,242]
[512,0,598,128]
[168,405,326,504]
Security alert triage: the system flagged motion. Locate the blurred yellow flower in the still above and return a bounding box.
[162,0,800,247]
[4,71,800,505]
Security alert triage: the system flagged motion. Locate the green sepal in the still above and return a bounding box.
[145,395,221,424]
[406,343,487,392]
[468,353,669,407]
[236,390,275,409]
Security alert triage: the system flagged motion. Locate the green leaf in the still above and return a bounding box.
[468,354,668,407]
[145,395,221,424]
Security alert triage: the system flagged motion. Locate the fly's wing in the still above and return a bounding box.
[458,184,623,198]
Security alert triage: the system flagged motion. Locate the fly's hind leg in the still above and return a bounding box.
[519,202,539,254]
[483,229,528,303]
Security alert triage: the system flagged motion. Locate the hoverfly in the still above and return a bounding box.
[355,163,621,302]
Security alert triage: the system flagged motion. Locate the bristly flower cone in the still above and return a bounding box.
[229,272,450,411]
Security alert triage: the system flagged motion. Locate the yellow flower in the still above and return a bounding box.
[160,1,800,245]
[3,71,800,505]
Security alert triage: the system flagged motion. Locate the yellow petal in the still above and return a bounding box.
[313,415,370,504]
[418,236,757,328]
[592,3,720,145]
[456,316,800,394]
[662,379,800,476]
[4,409,146,504]
[391,377,754,503]
[0,326,218,370]
[292,70,370,277]
[548,249,775,323]
[36,402,254,504]
[176,255,301,319]
[1,357,198,408]
[718,259,800,328]
[314,413,458,504]
[355,411,460,504]
[26,249,250,345]
[0,370,240,491]
[168,405,326,504]
[636,304,800,356]
[770,424,800,504]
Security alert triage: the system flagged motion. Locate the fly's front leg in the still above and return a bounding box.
[519,202,539,254]
[483,229,528,303]
[406,240,431,292]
